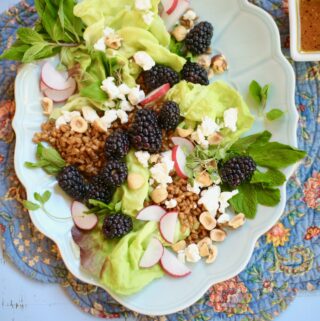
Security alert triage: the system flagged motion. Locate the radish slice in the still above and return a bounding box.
[159,211,178,244]
[140,83,170,107]
[136,205,167,221]
[71,201,98,231]
[160,248,191,277]
[40,80,48,91]
[161,0,178,14]
[41,61,71,91]
[171,137,194,155]
[172,145,188,179]
[139,238,164,268]
[161,0,190,31]
[43,78,76,102]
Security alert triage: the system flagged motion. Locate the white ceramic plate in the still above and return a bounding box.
[13,0,298,316]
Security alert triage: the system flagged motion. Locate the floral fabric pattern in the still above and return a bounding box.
[0,1,319,320]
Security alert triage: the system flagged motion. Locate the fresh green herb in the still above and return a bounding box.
[229,184,258,219]
[255,186,280,206]
[80,82,108,102]
[251,169,286,187]
[22,191,70,220]
[86,200,122,215]
[248,142,306,169]
[169,37,185,57]
[249,80,270,113]
[0,0,84,63]
[266,109,284,121]
[24,143,66,175]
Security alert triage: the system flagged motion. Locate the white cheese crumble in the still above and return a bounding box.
[119,99,134,112]
[150,163,173,185]
[82,106,99,123]
[198,185,221,216]
[165,199,177,209]
[160,151,175,173]
[118,83,131,96]
[101,77,121,100]
[187,181,202,195]
[133,51,155,71]
[135,151,151,168]
[61,111,81,122]
[93,37,106,52]
[102,109,118,127]
[183,9,197,21]
[224,108,238,132]
[143,11,154,25]
[218,190,238,214]
[191,128,209,149]
[200,116,220,137]
[217,213,231,224]
[55,116,68,128]
[135,0,151,10]
[185,244,201,263]
[104,100,116,108]
[116,109,129,124]
[128,86,145,105]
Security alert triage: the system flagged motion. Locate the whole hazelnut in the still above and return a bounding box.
[211,54,228,75]
[151,186,168,204]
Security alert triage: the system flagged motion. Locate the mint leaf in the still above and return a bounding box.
[256,186,280,206]
[229,184,258,219]
[266,109,284,121]
[17,28,44,44]
[251,169,286,187]
[249,80,262,104]
[248,142,306,169]
[261,84,270,109]
[229,131,271,154]
[41,190,51,203]
[41,145,66,168]
[80,82,108,102]
[22,43,48,63]
[0,42,31,60]
[22,200,40,211]
[34,192,44,204]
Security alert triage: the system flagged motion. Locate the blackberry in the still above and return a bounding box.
[102,213,133,239]
[158,101,180,131]
[181,61,209,85]
[57,166,88,201]
[129,109,162,153]
[85,176,115,205]
[185,21,213,55]
[220,156,257,187]
[105,130,130,160]
[100,160,128,187]
[141,65,179,93]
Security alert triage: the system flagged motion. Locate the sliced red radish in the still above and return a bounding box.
[136,205,167,221]
[41,61,71,91]
[160,248,191,278]
[171,137,194,155]
[139,238,164,268]
[140,83,170,107]
[161,0,190,31]
[40,80,47,91]
[161,0,178,14]
[43,78,76,102]
[172,145,188,179]
[71,201,98,231]
[159,211,178,244]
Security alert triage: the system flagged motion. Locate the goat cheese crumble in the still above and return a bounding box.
[135,151,151,168]
[133,51,155,71]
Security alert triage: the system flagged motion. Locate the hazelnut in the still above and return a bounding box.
[176,127,193,138]
[172,25,189,42]
[70,116,88,133]
[197,237,212,250]
[151,186,168,204]
[199,212,217,230]
[196,171,213,187]
[41,97,53,116]
[206,244,218,264]
[196,55,211,70]
[208,132,223,145]
[105,34,122,50]
[228,213,246,229]
[199,242,210,257]
[210,229,227,242]
[127,173,145,190]
[92,119,109,133]
[211,54,228,75]
[180,9,198,29]
[172,240,187,252]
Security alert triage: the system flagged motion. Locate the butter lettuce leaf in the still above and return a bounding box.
[166,81,255,147]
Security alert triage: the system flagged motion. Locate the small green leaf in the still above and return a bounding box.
[22,200,40,211]
[0,40,31,61]
[249,80,262,104]
[17,28,44,44]
[229,184,258,219]
[41,146,66,168]
[256,186,281,206]
[41,190,52,203]
[24,160,50,169]
[266,109,284,121]
[34,192,44,204]
[80,82,108,102]
[22,42,48,63]
[251,169,286,187]
[261,84,270,108]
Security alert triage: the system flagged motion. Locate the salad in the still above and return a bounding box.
[1,0,306,296]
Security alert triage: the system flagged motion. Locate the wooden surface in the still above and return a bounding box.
[0,1,319,321]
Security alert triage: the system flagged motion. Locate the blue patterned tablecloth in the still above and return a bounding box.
[0,1,319,320]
